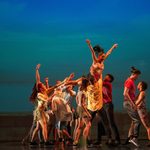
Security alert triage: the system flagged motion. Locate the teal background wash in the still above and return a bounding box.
[0,0,150,112]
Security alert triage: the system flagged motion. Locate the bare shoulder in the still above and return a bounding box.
[140,91,146,98]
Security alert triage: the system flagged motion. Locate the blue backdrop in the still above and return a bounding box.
[0,0,150,112]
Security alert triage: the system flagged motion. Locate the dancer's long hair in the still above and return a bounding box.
[29,83,38,103]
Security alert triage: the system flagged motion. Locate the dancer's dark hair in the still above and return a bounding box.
[93,45,104,55]
[29,83,38,103]
[131,66,141,75]
[140,81,148,91]
[80,76,89,90]
[87,73,95,85]
[106,74,114,82]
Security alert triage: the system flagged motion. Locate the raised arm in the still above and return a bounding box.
[51,98,57,112]
[59,73,75,84]
[104,43,118,60]
[67,73,75,81]
[44,77,49,89]
[46,74,77,95]
[46,79,68,95]
[86,39,97,63]
[65,77,83,86]
[36,64,41,88]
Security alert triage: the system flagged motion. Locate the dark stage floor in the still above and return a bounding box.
[0,140,150,150]
[1,113,150,149]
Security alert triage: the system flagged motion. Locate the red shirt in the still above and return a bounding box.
[124,78,136,101]
[103,81,112,104]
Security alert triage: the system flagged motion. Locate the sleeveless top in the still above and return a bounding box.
[136,93,146,109]
[90,62,104,81]
[76,89,87,107]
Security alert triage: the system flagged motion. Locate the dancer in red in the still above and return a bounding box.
[123,67,141,147]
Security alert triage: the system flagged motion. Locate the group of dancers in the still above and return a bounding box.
[22,39,150,148]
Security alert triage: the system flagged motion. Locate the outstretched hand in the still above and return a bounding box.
[36,64,41,70]
[86,39,91,45]
[69,73,75,80]
[113,44,118,49]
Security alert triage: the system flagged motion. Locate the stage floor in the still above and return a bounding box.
[0,140,150,150]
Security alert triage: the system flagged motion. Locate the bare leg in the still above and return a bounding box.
[83,119,91,139]
[73,119,78,140]
[62,129,72,139]
[82,118,91,148]
[39,120,48,142]
[140,118,150,140]
[53,128,58,141]
[31,122,40,142]
[57,129,62,140]
[74,118,84,144]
